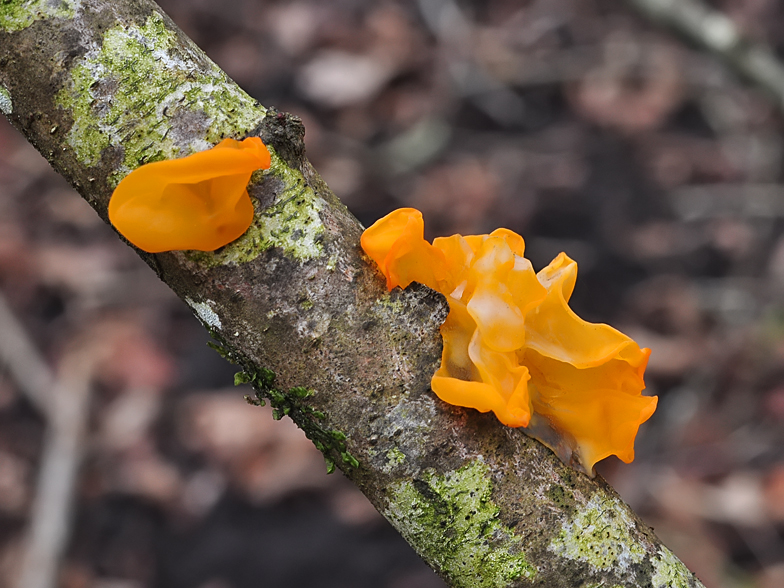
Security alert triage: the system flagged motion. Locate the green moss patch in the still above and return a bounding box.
[386,460,536,588]
[183,149,325,266]
[53,12,326,266]
[0,0,76,33]
[188,157,324,267]
[55,12,264,184]
[235,365,358,474]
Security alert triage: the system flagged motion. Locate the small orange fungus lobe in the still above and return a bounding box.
[361,208,657,474]
[108,137,271,253]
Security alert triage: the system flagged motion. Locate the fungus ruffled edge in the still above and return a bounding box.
[361,208,657,474]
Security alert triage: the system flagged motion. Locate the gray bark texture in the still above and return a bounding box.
[0,1,704,587]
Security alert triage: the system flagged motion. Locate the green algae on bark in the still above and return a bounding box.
[0,0,77,33]
[385,460,536,588]
[238,366,359,474]
[55,12,265,183]
[184,150,326,267]
[548,493,645,576]
[651,547,705,588]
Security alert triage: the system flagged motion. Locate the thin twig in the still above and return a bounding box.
[417,0,527,127]
[0,291,98,588]
[0,293,55,416]
[15,348,96,588]
[627,0,784,109]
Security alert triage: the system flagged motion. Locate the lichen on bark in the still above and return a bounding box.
[650,547,704,588]
[385,460,537,588]
[0,84,11,114]
[0,0,78,33]
[54,11,264,184]
[546,489,704,588]
[549,494,646,578]
[184,147,326,267]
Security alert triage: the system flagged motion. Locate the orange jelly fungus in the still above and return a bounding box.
[361,208,657,473]
[108,137,271,253]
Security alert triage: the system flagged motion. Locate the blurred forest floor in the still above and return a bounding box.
[3,0,784,587]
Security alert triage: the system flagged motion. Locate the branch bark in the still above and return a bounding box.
[0,1,703,586]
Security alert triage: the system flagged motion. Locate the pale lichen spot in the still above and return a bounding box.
[373,292,407,315]
[0,85,11,115]
[381,447,406,474]
[0,0,78,33]
[295,307,330,339]
[548,493,645,576]
[54,12,265,184]
[651,547,705,588]
[186,297,222,330]
[385,460,536,588]
[385,398,435,461]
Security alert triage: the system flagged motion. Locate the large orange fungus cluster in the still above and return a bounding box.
[109,137,271,253]
[361,208,657,473]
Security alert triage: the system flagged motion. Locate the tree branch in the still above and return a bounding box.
[0,1,702,586]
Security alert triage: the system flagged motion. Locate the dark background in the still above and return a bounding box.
[2,0,784,587]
